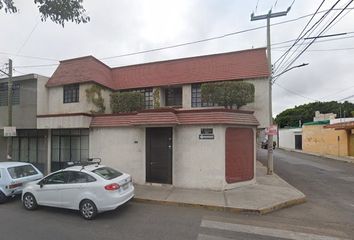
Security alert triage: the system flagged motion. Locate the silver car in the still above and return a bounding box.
[0,162,43,203]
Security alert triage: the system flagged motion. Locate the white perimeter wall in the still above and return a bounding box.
[278,128,302,150]
[89,125,255,190]
[89,127,146,184]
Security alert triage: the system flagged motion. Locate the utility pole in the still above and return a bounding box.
[7,59,13,160]
[251,7,291,175]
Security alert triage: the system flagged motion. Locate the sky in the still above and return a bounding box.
[0,0,353,116]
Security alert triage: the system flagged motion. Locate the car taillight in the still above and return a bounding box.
[8,183,22,189]
[104,183,120,191]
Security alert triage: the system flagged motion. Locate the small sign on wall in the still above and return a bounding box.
[4,127,17,137]
[199,128,214,140]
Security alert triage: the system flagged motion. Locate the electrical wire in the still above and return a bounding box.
[273,0,326,69]
[273,0,353,83]
[274,82,320,101]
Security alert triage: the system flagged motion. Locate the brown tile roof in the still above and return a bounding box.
[324,121,354,130]
[90,108,259,127]
[47,48,269,90]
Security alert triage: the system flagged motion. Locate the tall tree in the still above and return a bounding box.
[0,0,90,26]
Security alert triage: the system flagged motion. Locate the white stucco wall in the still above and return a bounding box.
[89,127,146,184]
[43,83,112,115]
[278,128,302,150]
[242,78,270,129]
[89,125,256,190]
[173,125,225,190]
[182,84,191,109]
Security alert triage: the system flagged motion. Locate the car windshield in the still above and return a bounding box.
[92,167,122,180]
[7,165,38,179]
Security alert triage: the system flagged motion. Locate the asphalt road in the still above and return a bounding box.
[1,149,353,240]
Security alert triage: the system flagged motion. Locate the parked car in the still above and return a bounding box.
[22,161,134,220]
[261,139,276,149]
[0,162,43,203]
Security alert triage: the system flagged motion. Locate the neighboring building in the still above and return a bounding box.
[0,74,49,173]
[302,120,353,157]
[278,128,302,150]
[5,48,270,190]
[313,111,336,122]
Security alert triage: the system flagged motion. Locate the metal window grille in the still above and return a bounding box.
[0,82,20,106]
[63,84,79,103]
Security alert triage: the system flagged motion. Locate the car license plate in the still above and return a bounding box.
[122,183,129,191]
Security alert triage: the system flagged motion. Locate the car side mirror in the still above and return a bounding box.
[40,183,44,188]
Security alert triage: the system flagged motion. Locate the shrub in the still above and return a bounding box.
[110,92,144,113]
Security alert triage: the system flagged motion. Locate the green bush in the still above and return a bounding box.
[110,92,144,113]
[201,81,255,109]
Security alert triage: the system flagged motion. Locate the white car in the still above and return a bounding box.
[0,162,43,203]
[22,163,134,220]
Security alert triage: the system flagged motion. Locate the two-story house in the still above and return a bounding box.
[31,48,269,190]
[0,74,49,173]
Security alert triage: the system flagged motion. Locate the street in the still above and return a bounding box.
[1,149,353,240]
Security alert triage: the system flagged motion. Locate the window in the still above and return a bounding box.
[66,171,96,183]
[191,84,216,108]
[51,129,89,171]
[165,87,182,107]
[7,165,38,179]
[63,84,79,103]
[92,167,122,180]
[0,82,20,106]
[121,88,153,109]
[11,130,47,173]
[43,172,66,185]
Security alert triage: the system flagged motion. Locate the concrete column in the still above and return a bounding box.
[182,84,191,109]
[46,129,51,174]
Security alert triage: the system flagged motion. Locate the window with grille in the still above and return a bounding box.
[121,88,153,109]
[63,84,79,103]
[191,84,216,108]
[0,82,20,106]
[165,87,182,107]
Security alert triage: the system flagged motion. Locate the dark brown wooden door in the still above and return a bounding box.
[146,127,172,184]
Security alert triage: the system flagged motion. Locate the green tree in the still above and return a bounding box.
[110,92,144,113]
[201,81,255,109]
[275,101,354,128]
[0,0,90,26]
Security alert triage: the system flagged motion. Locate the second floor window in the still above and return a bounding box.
[191,84,216,108]
[63,84,79,103]
[0,82,20,106]
[165,87,182,107]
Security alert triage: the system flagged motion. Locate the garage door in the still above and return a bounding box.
[225,127,254,183]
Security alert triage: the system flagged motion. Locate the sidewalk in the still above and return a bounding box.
[133,162,306,214]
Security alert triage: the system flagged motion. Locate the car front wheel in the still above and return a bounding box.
[80,200,97,220]
[23,193,38,210]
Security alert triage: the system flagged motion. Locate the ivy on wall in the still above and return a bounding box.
[110,92,144,113]
[85,85,106,114]
[153,88,160,108]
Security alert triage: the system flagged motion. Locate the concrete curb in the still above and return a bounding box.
[132,195,306,215]
[279,148,354,164]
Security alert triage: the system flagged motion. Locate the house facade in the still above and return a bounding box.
[3,48,270,190]
[0,74,49,173]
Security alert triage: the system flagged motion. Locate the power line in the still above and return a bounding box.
[273,0,353,83]
[101,7,354,61]
[274,0,336,74]
[16,19,41,55]
[1,7,352,65]
[273,0,326,68]
[274,46,354,52]
[272,35,354,48]
[337,93,354,101]
[274,82,320,101]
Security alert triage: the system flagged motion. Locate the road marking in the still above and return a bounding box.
[197,234,234,240]
[201,220,349,240]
